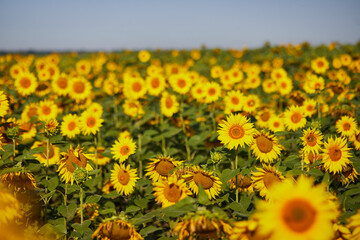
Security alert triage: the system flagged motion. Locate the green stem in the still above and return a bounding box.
[301,152,304,172]
[137,134,143,178]
[64,183,68,239]
[180,98,190,161]
[94,135,98,177]
[235,147,239,203]
[12,138,16,158]
[80,187,83,224]
[46,137,50,193]
[160,114,166,155]
[211,104,216,134]
[317,98,321,119]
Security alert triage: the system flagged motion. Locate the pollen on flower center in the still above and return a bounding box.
[291,112,302,123]
[117,169,130,185]
[328,147,342,162]
[164,183,182,202]
[155,160,174,176]
[73,82,85,93]
[256,136,273,153]
[228,125,245,139]
[193,172,213,189]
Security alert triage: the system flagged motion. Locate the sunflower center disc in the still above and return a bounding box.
[229,125,245,139]
[68,121,76,131]
[73,82,85,93]
[263,172,281,189]
[151,78,160,88]
[164,183,182,202]
[177,79,186,88]
[120,146,130,156]
[282,198,317,233]
[208,88,216,96]
[291,112,302,123]
[110,223,131,240]
[329,147,342,162]
[20,78,31,88]
[165,97,173,108]
[42,106,51,115]
[117,170,130,185]
[87,117,96,127]
[231,97,239,105]
[306,133,317,147]
[155,160,174,176]
[193,173,213,189]
[132,82,142,92]
[260,112,270,121]
[317,60,324,68]
[343,123,351,131]
[256,135,273,153]
[57,78,68,88]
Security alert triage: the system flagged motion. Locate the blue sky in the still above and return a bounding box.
[0,0,359,51]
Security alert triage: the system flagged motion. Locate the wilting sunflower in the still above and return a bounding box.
[122,99,145,118]
[61,114,81,139]
[203,81,221,103]
[268,115,285,132]
[217,113,255,150]
[256,175,338,240]
[169,73,192,95]
[251,165,286,200]
[350,130,360,150]
[79,111,104,135]
[0,170,37,192]
[322,137,351,174]
[92,218,143,240]
[183,166,221,200]
[111,163,139,196]
[111,136,137,162]
[229,174,254,193]
[146,74,165,96]
[37,99,58,122]
[32,141,60,166]
[251,130,282,163]
[336,115,358,138]
[124,77,147,100]
[230,218,270,240]
[153,174,192,208]
[160,92,179,117]
[333,163,359,185]
[347,210,360,240]
[145,156,183,182]
[173,208,233,240]
[0,91,9,117]
[57,145,94,184]
[311,57,329,74]
[52,73,70,96]
[69,77,92,102]
[0,183,21,224]
[300,128,323,154]
[283,105,306,131]
[14,72,38,96]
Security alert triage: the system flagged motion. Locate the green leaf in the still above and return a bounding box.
[139,226,161,236]
[1,144,13,160]
[57,203,77,220]
[162,127,182,138]
[229,201,250,217]
[72,220,91,235]
[197,185,210,205]
[85,194,102,204]
[308,168,324,177]
[134,198,149,209]
[125,205,141,213]
[221,169,240,183]
[50,134,63,143]
[47,176,59,191]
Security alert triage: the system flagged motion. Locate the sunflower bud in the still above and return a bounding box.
[73,167,88,185]
[310,120,321,130]
[44,119,59,137]
[6,126,19,140]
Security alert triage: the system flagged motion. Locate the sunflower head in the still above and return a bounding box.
[92,217,143,240]
[0,170,37,192]
[229,174,254,193]
[145,155,183,182]
[251,130,282,163]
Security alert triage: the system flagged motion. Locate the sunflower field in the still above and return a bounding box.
[1,42,360,240]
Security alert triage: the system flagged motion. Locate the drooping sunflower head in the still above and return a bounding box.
[0,183,21,225]
[110,163,139,196]
[251,130,282,163]
[229,174,254,193]
[92,218,143,240]
[0,170,37,192]
[333,163,359,185]
[145,156,183,182]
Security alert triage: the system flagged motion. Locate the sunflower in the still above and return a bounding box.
[87,102,104,116]
[58,145,94,184]
[35,81,51,97]
[256,175,338,240]
[311,57,329,74]
[242,94,261,114]
[251,165,286,200]
[229,174,254,193]
[153,174,192,208]
[0,170,37,192]
[283,105,306,131]
[19,121,37,143]
[79,111,104,136]
[37,99,58,122]
[322,137,351,174]
[76,59,91,75]
[69,77,92,102]
[255,109,274,129]
[268,115,285,132]
[160,92,179,117]
[169,73,192,95]
[92,218,143,240]
[204,81,221,103]
[262,79,277,94]
[244,76,261,89]
[124,77,147,100]
[111,163,139,196]
[347,210,360,240]
[0,91,9,117]
[333,223,352,240]
[191,83,206,103]
[336,115,358,138]
[303,152,323,165]
[350,130,360,150]
[145,156,183,182]
[52,73,70,96]
[9,64,24,79]
[277,77,293,96]
[217,113,255,150]
[111,136,137,162]
[333,163,359,185]
[138,50,151,63]
[271,68,287,81]
[251,130,282,163]
[230,218,270,240]
[224,90,244,113]
[0,183,21,224]
[61,114,81,139]
[21,103,38,122]
[37,68,50,81]
[32,140,60,166]
[14,72,38,96]
[122,99,145,118]
[301,128,323,154]
[302,99,317,117]
[145,74,165,96]
[211,65,223,79]
[183,166,222,200]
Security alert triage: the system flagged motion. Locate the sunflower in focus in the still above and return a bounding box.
[183,166,221,200]
[69,77,92,102]
[217,113,255,150]
[37,99,58,122]
[204,81,221,103]
[256,175,338,240]
[58,145,94,184]
[145,155,182,182]
[160,92,179,117]
[283,105,306,131]
[14,72,38,96]
[251,131,282,163]
[300,128,323,154]
[79,111,104,136]
[311,57,329,74]
[92,218,143,240]
[111,163,139,196]
[0,91,9,117]
[251,165,286,200]
[322,137,351,174]
[138,50,151,63]
[61,114,81,139]
[153,174,191,208]
[32,141,60,166]
[146,74,165,96]
[335,115,358,138]
[333,163,359,185]
[111,136,137,162]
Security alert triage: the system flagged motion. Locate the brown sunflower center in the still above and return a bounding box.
[177,79,186,88]
[256,135,273,153]
[273,121,280,128]
[164,183,182,202]
[57,77,68,89]
[276,73,282,79]
[291,112,302,123]
[151,78,160,88]
[306,105,314,111]
[20,77,31,88]
[87,117,96,127]
[317,61,324,68]
[231,97,239,105]
[73,81,85,93]
[247,100,255,107]
[343,123,351,131]
[356,133,360,142]
[328,147,342,162]
[165,97,173,108]
[68,121,76,131]
[155,160,174,176]
[282,198,317,233]
[281,82,287,89]
[27,107,37,119]
[263,172,281,189]
[306,133,317,147]
[42,106,51,115]
[260,112,270,121]
[132,82,142,92]
[208,88,216,96]
[193,172,213,189]
[120,146,130,156]
[117,169,130,185]
[228,125,245,139]
[108,222,131,240]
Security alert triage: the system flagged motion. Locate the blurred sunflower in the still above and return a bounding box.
[262,79,277,94]
[169,73,192,95]
[0,183,21,224]
[311,57,329,74]
[183,166,221,200]
[21,103,38,122]
[303,152,322,165]
[61,114,81,139]
[88,146,111,166]
[52,73,70,96]
[224,90,244,113]
[146,75,165,96]
[251,165,286,200]
[283,105,306,131]
[79,111,104,135]
[255,109,274,129]
[300,128,323,154]
[76,59,91,75]
[35,81,51,97]
[302,99,317,117]
[204,81,221,103]
[251,130,282,163]
[9,64,24,79]
[271,68,287,81]
[322,137,351,174]
[229,174,254,193]
[256,175,338,240]
[268,115,285,132]
[210,65,223,79]
[14,72,38,96]
[153,174,191,208]
[124,77,147,100]
[138,50,151,63]
[19,121,37,143]
[160,92,179,117]
[87,102,103,116]
[69,77,92,102]
[242,94,260,114]
[350,130,360,150]
[122,99,145,118]
[276,77,293,96]
[58,145,93,184]
[32,140,60,166]
[335,115,358,138]
[347,210,360,240]
[111,163,139,196]
[0,91,9,117]
[92,218,143,240]
[230,218,270,240]
[145,155,182,182]
[111,136,137,162]
[191,84,206,103]
[37,99,58,122]
[0,170,37,192]
[217,113,254,150]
